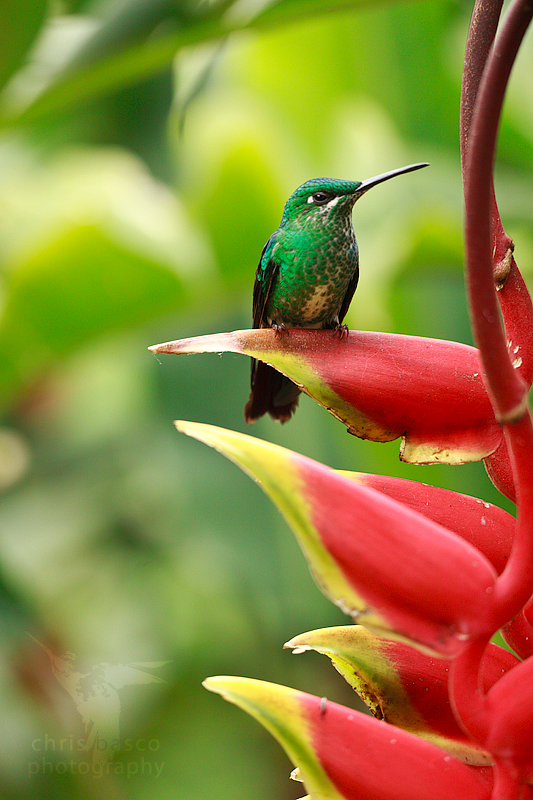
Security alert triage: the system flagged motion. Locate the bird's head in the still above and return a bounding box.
[280,164,429,228]
[280,178,362,227]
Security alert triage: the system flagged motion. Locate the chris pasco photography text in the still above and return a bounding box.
[29,735,164,779]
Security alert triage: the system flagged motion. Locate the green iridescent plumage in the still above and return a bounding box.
[244,164,428,423]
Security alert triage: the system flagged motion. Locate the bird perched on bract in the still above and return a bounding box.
[244,163,428,423]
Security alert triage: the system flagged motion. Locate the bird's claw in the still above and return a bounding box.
[272,322,289,338]
[333,323,349,340]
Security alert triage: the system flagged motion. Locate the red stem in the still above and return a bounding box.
[494,414,533,618]
[454,0,533,767]
[464,0,532,421]
[491,762,523,800]
[462,0,533,395]
[464,0,533,619]
[460,0,504,178]
[450,637,490,742]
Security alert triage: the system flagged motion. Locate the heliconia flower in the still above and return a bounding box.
[340,472,515,575]
[203,675,494,800]
[149,329,503,465]
[285,625,519,766]
[175,421,499,656]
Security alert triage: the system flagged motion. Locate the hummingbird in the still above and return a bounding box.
[244,162,428,423]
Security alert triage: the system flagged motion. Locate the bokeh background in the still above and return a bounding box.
[0,0,531,798]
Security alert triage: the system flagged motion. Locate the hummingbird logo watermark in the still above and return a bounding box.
[27,635,169,778]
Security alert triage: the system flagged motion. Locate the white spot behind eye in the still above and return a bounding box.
[308,194,341,209]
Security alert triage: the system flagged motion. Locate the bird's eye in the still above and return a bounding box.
[310,191,334,205]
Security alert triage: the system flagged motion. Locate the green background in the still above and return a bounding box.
[0,0,530,798]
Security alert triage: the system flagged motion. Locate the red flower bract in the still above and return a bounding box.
[149,328,503,465]
[301,692,494,800]
[298,456,498,652]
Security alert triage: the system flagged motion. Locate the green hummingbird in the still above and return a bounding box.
[244,162,428,423]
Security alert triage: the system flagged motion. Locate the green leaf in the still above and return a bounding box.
[0,225,184,411]
[0,0,48,94]
[0,0,376,130]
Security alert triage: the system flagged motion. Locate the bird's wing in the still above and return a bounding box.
[252,232,280,329]
[338,263,360,324]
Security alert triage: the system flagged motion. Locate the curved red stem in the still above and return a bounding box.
[460,0,504,177]
[464,0,532,420]
[453,0,533,764]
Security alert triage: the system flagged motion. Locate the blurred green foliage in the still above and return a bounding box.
[0,0,531,798]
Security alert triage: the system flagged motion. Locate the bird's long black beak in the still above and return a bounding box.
[355,162,429,196]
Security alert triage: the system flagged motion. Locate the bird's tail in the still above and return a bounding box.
[244,359,300,423]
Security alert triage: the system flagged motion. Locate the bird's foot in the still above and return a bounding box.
[333,323,349,340]
[272,322,289,338]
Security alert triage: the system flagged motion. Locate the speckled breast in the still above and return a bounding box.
[265,222,359,328]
